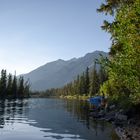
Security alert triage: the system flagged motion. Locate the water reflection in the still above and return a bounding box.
[0,99,116,140]
[63,100,90,128]
[63,99,113,137]
[0,99,28,128]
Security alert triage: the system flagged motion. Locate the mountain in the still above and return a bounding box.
[22,51,108,91]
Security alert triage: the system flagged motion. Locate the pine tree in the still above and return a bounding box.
[76,75,80,95]
[7,74,13,97]
[89,63,99,96]
[18,76,24,98]
[85,67,90,95]
[12,75,17,98]
[79,73,86,95]
[0,70,7,98]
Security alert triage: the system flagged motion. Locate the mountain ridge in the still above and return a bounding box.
[22,51,108,91]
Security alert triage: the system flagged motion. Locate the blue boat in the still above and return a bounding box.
[89,96,103,108]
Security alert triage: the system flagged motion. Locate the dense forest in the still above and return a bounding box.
[40,0,140,109]
[38,62,107,98]
[0,69,30,98]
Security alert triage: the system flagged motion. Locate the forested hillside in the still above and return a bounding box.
[37,61,107,98]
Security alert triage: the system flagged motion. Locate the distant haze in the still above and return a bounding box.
[22,51,108,91]
[0,0,112,75]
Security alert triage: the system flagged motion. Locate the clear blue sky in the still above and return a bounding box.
[0,0,112,75]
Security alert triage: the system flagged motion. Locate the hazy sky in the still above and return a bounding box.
[0,0,112,75]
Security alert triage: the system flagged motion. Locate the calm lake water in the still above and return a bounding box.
[0,98,117,140]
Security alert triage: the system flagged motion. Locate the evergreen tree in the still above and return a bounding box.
[75,75,80,95]
[85,67,90,95]
[12,75,17,98]
[0,69,30,98]
[7,74,13,97]
[18,76,24,98]
[89,63,99,96]
[0,70,7,98]
[79,73,86,95]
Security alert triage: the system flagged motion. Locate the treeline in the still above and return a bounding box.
[43,63,108,97]
[42,0,140,110]
[0,69,30,99]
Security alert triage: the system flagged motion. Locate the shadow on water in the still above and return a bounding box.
[0,98,119,140]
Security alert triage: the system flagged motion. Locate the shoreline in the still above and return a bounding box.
[115,124,140,140]
[59,95,90,100]
[30,96,140,139]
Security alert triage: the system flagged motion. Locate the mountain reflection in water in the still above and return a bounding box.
[0,98,117,140]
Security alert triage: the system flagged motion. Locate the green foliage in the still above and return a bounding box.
[79,73,86,95]
[85,67,90,95]
[98,0,140,107]
[89,63,100,96]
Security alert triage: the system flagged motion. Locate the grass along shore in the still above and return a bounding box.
[60,94,90,100]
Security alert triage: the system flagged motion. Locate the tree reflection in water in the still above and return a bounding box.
[63,99,115,137]
[0,98,118,140]
[0,99,28,128]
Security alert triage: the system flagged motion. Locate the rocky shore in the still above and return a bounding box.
[115,125,140,140]
[89,106,140,140]
[114,114,140,140]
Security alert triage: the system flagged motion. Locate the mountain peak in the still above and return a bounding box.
[57,59,65,62]
[22,51,108,91]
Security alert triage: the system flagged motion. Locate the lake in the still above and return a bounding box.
[0,98,117,140]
